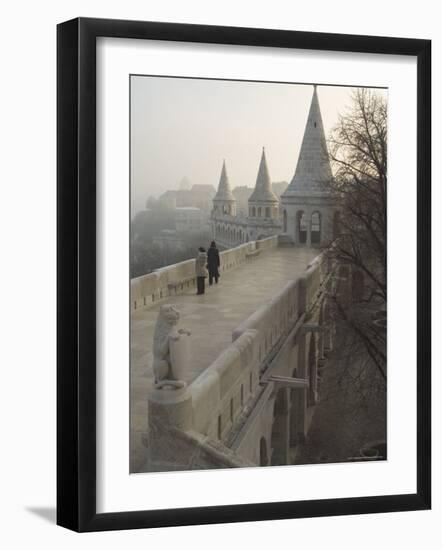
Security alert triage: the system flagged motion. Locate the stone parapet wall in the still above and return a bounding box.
[188,248,326,447]
[301,251,329,309]
[131,238,278,312]
[189,329,260,443]
[146,246,332,469]
[254,235,279,251]
[232,279,300,363]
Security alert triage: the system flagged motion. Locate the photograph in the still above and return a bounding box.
[130,76,388,473]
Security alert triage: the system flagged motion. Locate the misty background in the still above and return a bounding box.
[130,76,385,216]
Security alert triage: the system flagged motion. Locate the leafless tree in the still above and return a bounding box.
[327,88,387,385]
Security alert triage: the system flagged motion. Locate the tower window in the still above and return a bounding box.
[297,211,307,244]
[311,211,321,244]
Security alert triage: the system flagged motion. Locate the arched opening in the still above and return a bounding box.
[283,209,287,232]
[270,388,290,466]
[311,211,321,245]
[260,437,269,466]
[333,210,341,239]
[251,206,256,217]
[257,207,262,217]
[296,210,307,244]
[246,234,249,242]
[265,206,271,218]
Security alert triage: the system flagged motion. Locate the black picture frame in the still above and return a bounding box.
[57,17,431,532]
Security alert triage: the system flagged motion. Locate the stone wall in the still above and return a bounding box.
[131,236,278,312]
[189,329,261,442]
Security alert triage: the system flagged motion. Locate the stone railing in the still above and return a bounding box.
[255,235,279,251]
[146,245,331,469]
[232,279,300,364]
[189,329,261,443]
[300,251,330,310]
[188,249,328,444]
[131,237,279,312]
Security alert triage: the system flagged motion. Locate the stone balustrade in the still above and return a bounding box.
[301,251,329,308]
[189,329,260,443]
[254,235,279,251]
[131,236,279,312]
[186,248,328,445]
[146,244,332,470]
[232,279,300,363]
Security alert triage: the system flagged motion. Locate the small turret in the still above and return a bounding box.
[248,148,279,219]
[212,160,237,216]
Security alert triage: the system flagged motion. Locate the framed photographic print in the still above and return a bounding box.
[57,17,431,532]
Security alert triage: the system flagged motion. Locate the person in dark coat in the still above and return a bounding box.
[195,247,208,295]
[207,241,220,285]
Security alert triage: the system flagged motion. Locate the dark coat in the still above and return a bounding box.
[207,246,220,276]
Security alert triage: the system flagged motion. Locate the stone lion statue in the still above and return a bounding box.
[152,304,190,386]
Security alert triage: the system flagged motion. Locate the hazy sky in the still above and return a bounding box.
[131,76,387,215]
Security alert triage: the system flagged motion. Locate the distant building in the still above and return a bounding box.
[272,181,289,198]
[174,206,204,233]
[158,184,216,216]
[232,186,252,216]
[178,176,191,190]
[153,229,186,250]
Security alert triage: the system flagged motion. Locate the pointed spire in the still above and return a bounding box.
[213,159,235,202]
[248,147,279,203]
[283,85,333,196]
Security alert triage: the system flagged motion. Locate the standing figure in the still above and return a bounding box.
[207,241,220,285]
[195,247,208,295]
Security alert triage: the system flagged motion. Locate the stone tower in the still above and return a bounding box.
[246,147,282,241]
[281,85,337,247]
[248,147,280,220]
[212,160,237,216]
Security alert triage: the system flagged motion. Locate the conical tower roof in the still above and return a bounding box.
[248,148,279,204]
[283,86,333,196]
[213,160,235,202]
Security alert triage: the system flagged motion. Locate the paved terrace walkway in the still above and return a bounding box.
[130,246,318,472]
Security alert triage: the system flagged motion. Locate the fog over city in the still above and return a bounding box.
[131,76,386,216]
